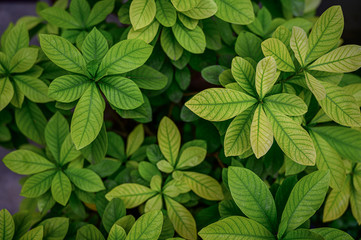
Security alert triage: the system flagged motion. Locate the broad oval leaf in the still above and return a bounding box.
[128,21,159,44]
[102,198,126,232]
[108,225,126,240]
[125,211,163,240]
[176,146,206,170]
[76,224,105,240]
[2,150,55,175]
[105,184,157,208]
[129,0,156,30]
[170,0,199,11]
[86,0,115,27]
[0,209,15,240]
[264,93,308,116]
[160,28,183,61]
[65,168,105,192]
[172,23,206,54]
[21,170,56,198]
[51,171,72,206]
[231,56,256,97]
[228,167,277,232]
[181,0,218,20]
[185,88,257,121]
[157,116,181,166]
[19,226,43,240]
[13,75,51,103]
[71,83,105,150]
[255,57,277,99]
[39,34,88,75]
[126,124,144,157]
[156,0,177,27]
[304,72,326,100]
[9,47,38,73]
[214,0,254,25]
[261,38,295,72]
[45,112,69,162]
[82,27,109,63]
[278,170,330,238]
[41,7,81,29]
[125,65,168,90]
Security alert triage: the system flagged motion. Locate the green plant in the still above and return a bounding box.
[1,0,361,239]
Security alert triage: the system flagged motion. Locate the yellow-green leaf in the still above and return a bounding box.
[290,26,308,67]
[129,0,156,30]
[261,38,295,72]
[157,116,180,166]
[256,57,277,99]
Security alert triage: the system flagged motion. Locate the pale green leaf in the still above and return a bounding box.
[108,225,126,240]
[65,168,105,192]
[157,116,181,166]
[183,171,223,201]
[255,56,277,98]
[261,38,295,72]
[290,26,308,66]
[156,0,177,27]
[305,6,344,64]
[278,170,330,237]
[160,28,183,61]
[181,0,218,20]
[51,171,72,206]
[39,34,88,75]
[172,23,206,54]
[309,45,361,73]
[304,71,326,100]
[224,106,254,156]
[185,88,257,121]
[250,105,273,158]
[48,75,91,103]
[264,106,316,166]
[105,184,157,208]
[214,0,254,25]
[176,146,206,170]
[0,209,15,240]
[9,47,38,73]
[199,216,275,240]
[177,13,198,30]
[71,83,105,149]
[13,75,51,103]
[128,21,159,43]
[130,0,156,30]
[21,170,56,198]
[164,196,197,240]
[231,56,257,97]
[45,112,69,162]
[310,130,346,190]
[99,76,143,110]
[99,39,153,76]
[264,93,308,116]
[0,77,14,111]
[170,0,199,11]
[126,124,144,156]
[125,211,163,240]
[144,194,163,213]
[228,167,277,232]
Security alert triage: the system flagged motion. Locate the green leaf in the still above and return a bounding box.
[311,228,353,240]
[0,77,14,111]
[99,39,153,76]
[350,189,361,224]
[21,170,56,198]
[130,0,156,30]
[172,23,206,54]
[318,82,361,127]
[82,27,109,63]
[178,13,198,30]
[183,171,224,201]
[235,32,263,62]
[157,116,181,166]
[39,34,88,75]
[39,217,69,240]
[99,76,143,110]
[125,65,168,90]
[126,124,144,156]
[3,150,55,175]
[19,226,43,240]
[45,112,69,162]
[304,72,326,100]
[264,93,308,116]
[65,168,105,192]
[86,0,115,27]
[69,0,90,26]
[250,105,273,158]
[261,38,295,72]
[9,47,38,73]
[264,106,316,166]
[125,211,163,240]
[176,146,206,169]
[201,65,226,85]
[231,56,257,97]
[48,75,91,103]
[309,45,361,73]
[51,171,72,206]
[81,124,108,164]
[164,196,197,240]
[185,88,257,121]
[107,132,126,160]
[4,23,29,58]
[214,0,254,25]
[13,75,51,103]
[290,26,308,66]
[103,198,126,232]
[41,7,81,29]
[283,229,324,240]
[224,106,254,156]
[156,0,177,27]
[278,170,330,238]
[305,6,344,64]
[128,21,159,44]
[181,0,218,20]
[160,28,183,61]
[0,209,15,240]
[60,134,82,166]
[323,177,350,222]
[105,184,157,208]
[310,130,346,190]
[76,224,105,240]
[139,162,161,182]
[199,216,275,240]
[228,167,277,232]
[171,0,199,11]
[255,57,277,99]
[108,225,126,240]
[71,83,105,149]
[285,156,306,176]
